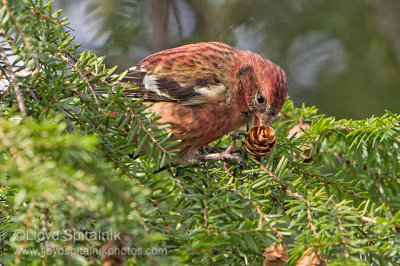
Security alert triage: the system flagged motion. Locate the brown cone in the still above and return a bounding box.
[263,243,288,266]
[245,126,277,159]
[296,247,326,266]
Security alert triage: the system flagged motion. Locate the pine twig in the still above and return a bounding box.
[329,198,350,260]
[260,165,303,200]
[59,53,100,106]
[0,45,27,118]
[306,197,318,237]
[2,0,33,54]
[290,165,362,199]
[227,188,284,240]
[29,6,62,26]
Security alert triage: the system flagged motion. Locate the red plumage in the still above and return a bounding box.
[117,42,287,164]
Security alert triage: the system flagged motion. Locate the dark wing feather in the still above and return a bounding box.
[116,67,224,105]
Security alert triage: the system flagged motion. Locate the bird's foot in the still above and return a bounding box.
[196,132,246,173]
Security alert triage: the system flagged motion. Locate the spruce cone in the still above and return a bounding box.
[263,243,288,266]
[245,126,277,159]
[296,247,326,266]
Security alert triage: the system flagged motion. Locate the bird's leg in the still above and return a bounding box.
[197,132,246,165]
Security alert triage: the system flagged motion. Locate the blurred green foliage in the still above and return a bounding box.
[1,1,400,265]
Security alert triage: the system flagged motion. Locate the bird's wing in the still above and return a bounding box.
[118,67,226,105]
[117,42,235,105]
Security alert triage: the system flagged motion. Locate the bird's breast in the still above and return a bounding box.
[147,102,247,153]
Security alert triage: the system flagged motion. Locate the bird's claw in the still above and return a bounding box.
[196,132,246,173]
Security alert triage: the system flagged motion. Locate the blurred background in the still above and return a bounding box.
[54,0,400,119]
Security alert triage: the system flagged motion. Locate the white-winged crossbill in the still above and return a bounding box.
[117,42,287,164]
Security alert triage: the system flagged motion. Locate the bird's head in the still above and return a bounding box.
[234,51,287,129]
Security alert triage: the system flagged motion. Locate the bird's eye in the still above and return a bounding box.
[257,93,265,104]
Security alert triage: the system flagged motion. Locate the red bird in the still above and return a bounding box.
[116,42,287,164]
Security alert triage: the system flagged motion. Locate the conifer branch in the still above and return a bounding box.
[0,45,27,118]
